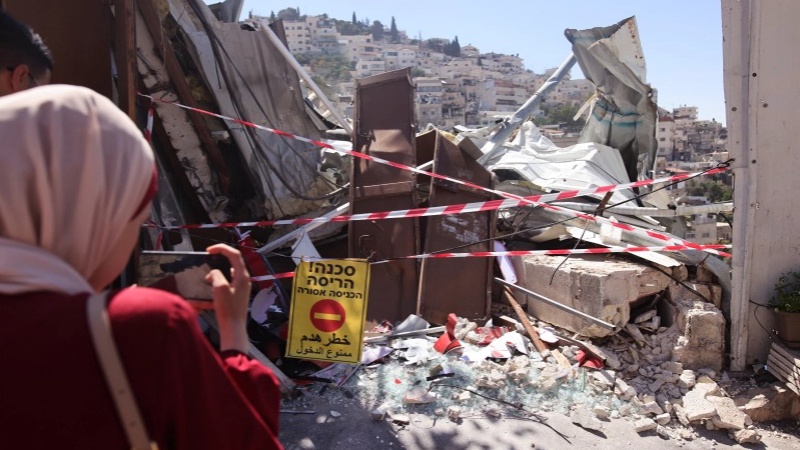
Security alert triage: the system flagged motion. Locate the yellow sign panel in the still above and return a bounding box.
[285,259,371,364]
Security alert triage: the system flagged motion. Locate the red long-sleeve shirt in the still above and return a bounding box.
[0,287,282,449]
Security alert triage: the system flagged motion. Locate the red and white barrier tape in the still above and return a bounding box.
[144,105,154,143]
[138,93,728,256]
[149,169,726,230]
[249,245,731,277]
[397,244,732,260]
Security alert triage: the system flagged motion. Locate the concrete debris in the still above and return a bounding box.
[641,401,664,415]
[655,425,671,439]
[447,406,462,421]
[734,384,800,422]
[370,408,387,421]
[730,429,762,445]
[570,406,604,431]
[633,418,658,433]
[655,413,671,425]
[592,405,611,419]
[707,396,747,430]
[669,294,725,371]
[634,309,657,324]
[390,413,410,425]
[403,386,437,404]
[517,255,672,338]
[329,410,342,418]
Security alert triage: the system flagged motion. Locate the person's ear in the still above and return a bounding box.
[9,65,31,93]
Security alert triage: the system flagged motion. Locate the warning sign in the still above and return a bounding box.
[285,259,370,364]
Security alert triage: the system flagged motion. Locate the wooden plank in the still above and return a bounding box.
[112,0,136,119]
[771,342,800,368]
[767,354,800,395]
[502,286,549,355]
[200,311,296,397]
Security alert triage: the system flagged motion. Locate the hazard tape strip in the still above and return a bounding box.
[248,245,731,278]
[398,244,732,260]
[149,168,726,230]
[138,93,728,256]
[143,106,155,143]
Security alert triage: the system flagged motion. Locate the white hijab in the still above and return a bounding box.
[0,85,155,295]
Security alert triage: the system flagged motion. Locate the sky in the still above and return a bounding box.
[223,1,727,124]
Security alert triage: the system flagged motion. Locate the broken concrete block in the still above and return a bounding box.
[453,390,471,402]
[591,370,616,389]
[571,406,604,431]
[734,384,800,422]
[625,323,647,345]
[662,361,683,374]
[614,378,636,400]
[648,379,666,393]
[642,401,664,415]
[370,408,387,421]
[668,292,725,371]
[446,406,461,421]
[634,309,657,324]
[683,384,718,422]
[391,414,410,425]
[329,410,342,418]
[655,425,671,439]
[707,396,747,430]
[633,418,658,433]
[673,404,690,426]
[655,413,671,425]
[678,370,696,389]
[618,403,634,417]
[730,429,761,445]
[519,255,671,337]
[593,405,610,419]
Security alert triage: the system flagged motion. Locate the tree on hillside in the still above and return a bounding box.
[444,36,461,57]
[277,7,300,20]
[352,12,357,25]
[534,103,585,132]
[370,20,385,41]
[269,11,276,22]
[390,17,399,43]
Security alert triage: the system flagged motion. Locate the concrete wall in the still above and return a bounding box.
[723,0,800,369]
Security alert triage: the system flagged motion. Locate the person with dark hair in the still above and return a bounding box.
[0,8,53,95]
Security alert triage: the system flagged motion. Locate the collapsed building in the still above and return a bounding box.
[5,0,798,445]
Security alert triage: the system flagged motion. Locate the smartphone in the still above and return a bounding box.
[137,251,232,303]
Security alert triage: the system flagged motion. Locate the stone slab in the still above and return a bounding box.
[517,255,671,337]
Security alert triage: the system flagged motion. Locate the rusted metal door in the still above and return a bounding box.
[349,69,420,325]
[417,131,494,325]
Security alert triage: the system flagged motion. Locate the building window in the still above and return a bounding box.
[702,232,711,238]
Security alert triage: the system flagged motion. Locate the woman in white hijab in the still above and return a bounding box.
[0,85,282,449]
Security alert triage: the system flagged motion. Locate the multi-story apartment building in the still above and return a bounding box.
[477,78,528,112]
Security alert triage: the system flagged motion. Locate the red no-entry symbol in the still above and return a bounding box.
[310,299,346,332]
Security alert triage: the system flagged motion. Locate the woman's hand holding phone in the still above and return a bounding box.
[205,244,252,353]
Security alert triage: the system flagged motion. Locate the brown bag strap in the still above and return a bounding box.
[87,291,159,450]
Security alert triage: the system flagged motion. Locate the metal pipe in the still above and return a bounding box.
[494,277,617,330]
[549,201,734,217]
[478,53,578,164]
[259,25,353,135]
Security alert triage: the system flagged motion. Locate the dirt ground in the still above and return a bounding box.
[278,387,800,450]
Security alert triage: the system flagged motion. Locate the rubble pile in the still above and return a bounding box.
[286,268,770,446]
